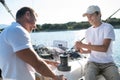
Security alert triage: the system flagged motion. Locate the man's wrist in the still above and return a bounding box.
[54,75,62,80]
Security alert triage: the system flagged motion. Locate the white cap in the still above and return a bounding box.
[83,5,101,17]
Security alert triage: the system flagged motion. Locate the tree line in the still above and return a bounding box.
[34,18,120,32]
[0,18,120,33]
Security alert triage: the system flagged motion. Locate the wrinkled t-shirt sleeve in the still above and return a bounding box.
[7,27,32,52]
[104,24,115,41]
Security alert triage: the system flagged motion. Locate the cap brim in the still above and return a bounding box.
[82,11,95,17]
[83,13,87,17]
[82,13,89,17]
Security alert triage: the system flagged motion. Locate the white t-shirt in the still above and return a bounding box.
[0,22,35,80]
[85,22,115,63]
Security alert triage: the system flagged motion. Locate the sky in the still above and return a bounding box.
[0,0,120,25]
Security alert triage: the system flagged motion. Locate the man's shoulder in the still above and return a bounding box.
[102,22,113,27]
[101,22,114,30]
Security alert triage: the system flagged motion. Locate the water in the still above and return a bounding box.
[112,29,120,67]
[31,30,86,48]
[30,29,120,67]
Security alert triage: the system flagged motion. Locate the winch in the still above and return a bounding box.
[57,52,71,71]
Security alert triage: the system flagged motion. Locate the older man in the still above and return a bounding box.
[0,7,66,80]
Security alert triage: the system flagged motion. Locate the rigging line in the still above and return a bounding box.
[105,8,120,22]
[0,0,15,20]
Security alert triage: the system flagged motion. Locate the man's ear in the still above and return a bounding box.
[99,13,101,18]
[25,11,31,19]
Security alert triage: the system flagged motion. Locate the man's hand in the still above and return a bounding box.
[75,41,83,51]
[55,75,67,80]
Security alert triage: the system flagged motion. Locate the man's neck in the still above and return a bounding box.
[93,21,102,28]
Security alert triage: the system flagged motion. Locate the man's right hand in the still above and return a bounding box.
[55,75,67,80]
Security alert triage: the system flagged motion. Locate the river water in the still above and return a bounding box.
[30,29,120,67]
